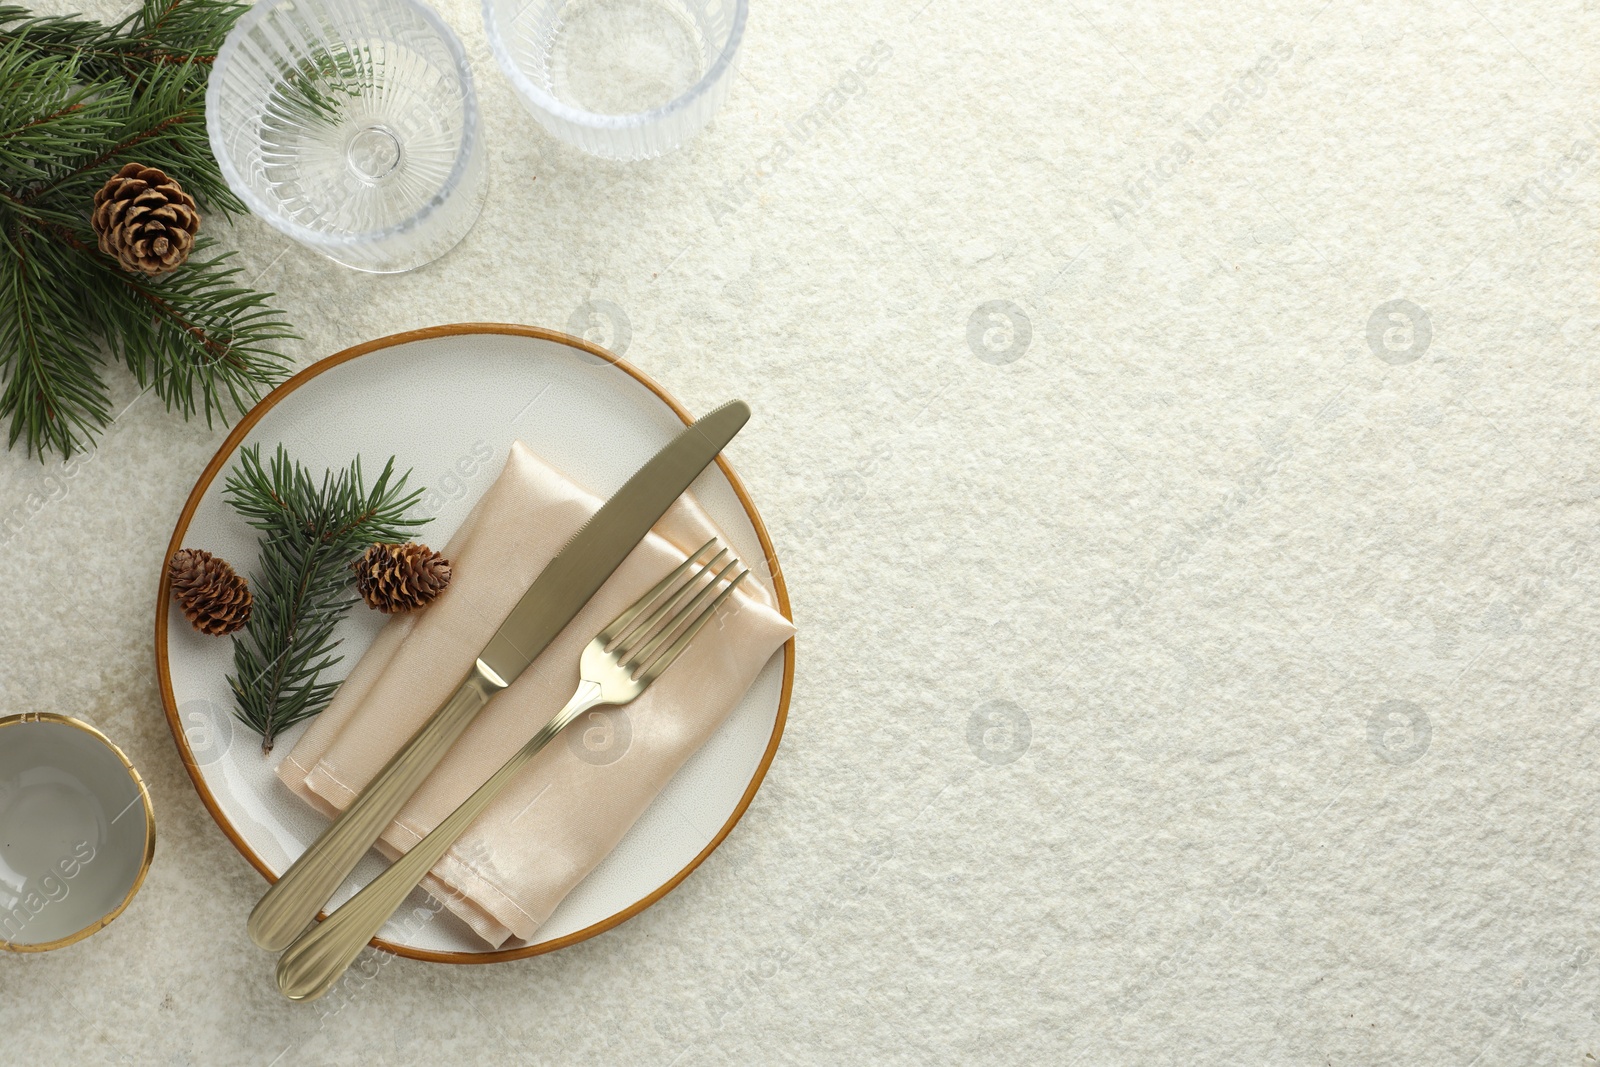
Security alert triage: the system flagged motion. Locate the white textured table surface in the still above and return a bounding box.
[5,0,1600,1063]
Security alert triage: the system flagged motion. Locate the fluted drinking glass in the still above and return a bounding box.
[208,0,486,273]
[484,0,747,161]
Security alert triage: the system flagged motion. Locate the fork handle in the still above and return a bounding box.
[248,660,508,952]
[276,679,606,1001]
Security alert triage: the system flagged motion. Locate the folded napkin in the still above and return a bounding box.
[277,441,794,947]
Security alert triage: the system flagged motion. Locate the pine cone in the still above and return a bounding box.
[169,548,251,636]
[353,543,452,614]
[91,163,201,275]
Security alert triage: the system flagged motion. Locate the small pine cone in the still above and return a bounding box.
[91,163,201,275]
[353,543,452,614]
[169,548,251,636]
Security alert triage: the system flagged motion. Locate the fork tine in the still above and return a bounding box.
[599,538,718,646]
[612,548,728,654]
[638,571,750,683]
[624,560,742,675]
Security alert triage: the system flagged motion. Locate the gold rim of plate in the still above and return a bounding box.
[0,711,157,953]
[153,323,796,965]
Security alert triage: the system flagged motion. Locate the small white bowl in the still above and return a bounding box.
[0,713,155,951]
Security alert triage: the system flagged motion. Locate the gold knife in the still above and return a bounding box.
[247,400,751,951]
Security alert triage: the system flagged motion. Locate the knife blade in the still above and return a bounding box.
[477,399,750,684]
[248,400,750,951]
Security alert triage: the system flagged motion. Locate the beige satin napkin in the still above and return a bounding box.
[276,441,793,947]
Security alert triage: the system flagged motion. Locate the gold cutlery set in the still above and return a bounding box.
[253,400,752,999]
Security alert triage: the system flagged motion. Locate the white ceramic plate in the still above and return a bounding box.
[156,325,792,962]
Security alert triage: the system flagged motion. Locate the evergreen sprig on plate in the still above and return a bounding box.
[0,1,295,460]
[223,444,428,753]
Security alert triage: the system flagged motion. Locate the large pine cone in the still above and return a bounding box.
[169,548,251,636]
[91,163,200,275]
[353,543,452,614]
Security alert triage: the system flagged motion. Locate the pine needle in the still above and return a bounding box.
[223,444,429,753]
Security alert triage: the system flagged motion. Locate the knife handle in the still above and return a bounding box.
[276,680,606,1001]
[247,660,508,951]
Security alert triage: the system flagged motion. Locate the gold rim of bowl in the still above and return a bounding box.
[0,712,157,952]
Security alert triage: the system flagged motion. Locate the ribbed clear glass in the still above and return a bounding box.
[483,0,746,161]
[208,0,487,273]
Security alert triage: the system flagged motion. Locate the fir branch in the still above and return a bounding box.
[24,60,239,213]
[85,237,296,424]
[223,445,429,752]
[0,220,108,456]
[117,0,245,65]
[0,1,292,460]
[0,0,243,79]
[0,39,124,189]
[0,6,107,62]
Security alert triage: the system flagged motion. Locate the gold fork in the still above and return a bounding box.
[276,539,748,1000]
